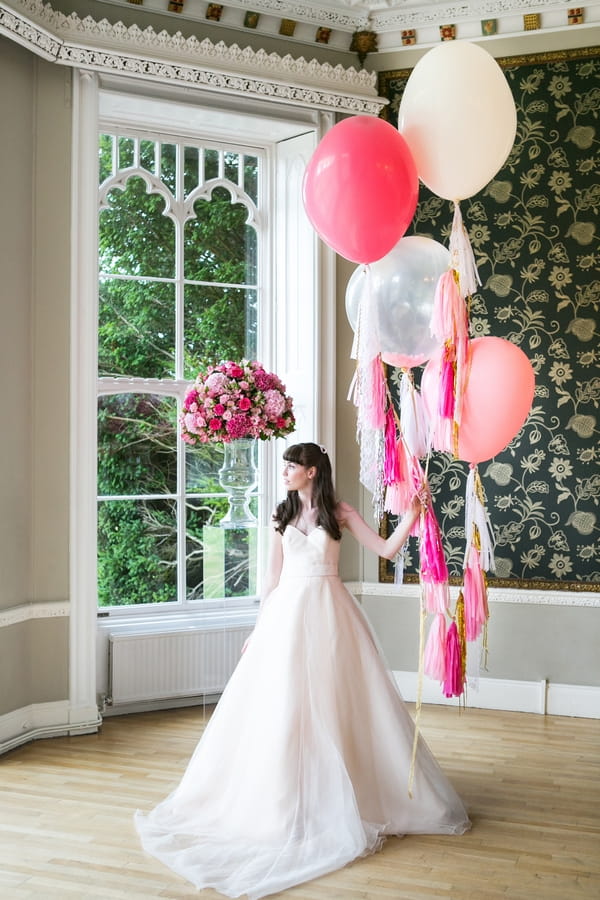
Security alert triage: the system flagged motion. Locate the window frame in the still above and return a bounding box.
[95,127,266,614]
[69,70,336,720]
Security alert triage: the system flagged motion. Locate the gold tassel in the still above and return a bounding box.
[455,590,467,687]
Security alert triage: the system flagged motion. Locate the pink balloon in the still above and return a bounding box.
[422,337,535,464]
[303,116,418,264]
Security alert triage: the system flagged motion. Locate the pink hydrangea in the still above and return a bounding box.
[263,389,286,418]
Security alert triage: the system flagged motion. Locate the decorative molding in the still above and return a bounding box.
[346,581,600,607]
[0,1,384,114]
[0,600,69,628]
[372,0,579,29]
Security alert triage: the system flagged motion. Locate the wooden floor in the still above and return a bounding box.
[0,704,598,900]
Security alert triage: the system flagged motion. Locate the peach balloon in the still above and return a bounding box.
[422,337,535,463]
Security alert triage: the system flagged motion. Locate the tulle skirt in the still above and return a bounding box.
[135,569,470,898]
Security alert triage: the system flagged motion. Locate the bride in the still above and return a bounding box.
[135,441,470,899]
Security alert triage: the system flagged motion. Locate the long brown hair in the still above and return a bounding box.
[274,442,342,541]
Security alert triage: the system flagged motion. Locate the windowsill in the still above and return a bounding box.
[97,598,259,635]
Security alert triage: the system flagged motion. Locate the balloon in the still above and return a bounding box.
[345,235,449,368]
[398,41,517,201]
[303,116,418,264]
[421,337,535,463]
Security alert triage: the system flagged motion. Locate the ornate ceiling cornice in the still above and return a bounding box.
[0,0,385,113]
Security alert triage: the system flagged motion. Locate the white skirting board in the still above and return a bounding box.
[0,701,101,755]
[1,676,598,755]
[392,671,600,718]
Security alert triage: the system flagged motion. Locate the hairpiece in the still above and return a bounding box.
[320,445,327,454]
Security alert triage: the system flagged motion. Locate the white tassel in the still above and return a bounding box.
[399,372,429,459]
[354,266,386,494]
[464,466,496,572]
[449,202,481,299]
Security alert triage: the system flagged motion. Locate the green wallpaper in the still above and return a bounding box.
[378,47,599,589]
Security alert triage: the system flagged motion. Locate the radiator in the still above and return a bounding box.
[108,626,252,705]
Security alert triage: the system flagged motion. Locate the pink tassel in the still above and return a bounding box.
[431,270,460,342]
[463,544,489,641]
[422,580,450,615]
[369,356,386,430]
[420,506,449,585]
[384,439,412,514]
[424,613,448,681]
[439,347,456,419]
[383,408,400,485]
[443,621,465,698]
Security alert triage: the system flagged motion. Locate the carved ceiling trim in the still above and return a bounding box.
[0,0,385,113]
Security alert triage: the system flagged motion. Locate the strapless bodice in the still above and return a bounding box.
[280,525,340,577]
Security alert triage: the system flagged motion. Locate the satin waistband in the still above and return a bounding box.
[281,565,338,578]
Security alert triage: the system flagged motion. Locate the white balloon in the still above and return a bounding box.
[345,235,449,368]
[398,41,517,201]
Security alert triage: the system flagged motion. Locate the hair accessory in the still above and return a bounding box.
[320,445,327,454]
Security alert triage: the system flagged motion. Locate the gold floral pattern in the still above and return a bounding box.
[378,47,599,588]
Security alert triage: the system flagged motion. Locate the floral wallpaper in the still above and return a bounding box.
[378,47,599,589]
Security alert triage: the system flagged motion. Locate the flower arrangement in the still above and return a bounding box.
[180,360,295,444]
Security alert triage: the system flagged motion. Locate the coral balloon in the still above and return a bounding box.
[303,116,418,264]
[398,41,517,201]
[345,235,449,368]
[421,337,535,463]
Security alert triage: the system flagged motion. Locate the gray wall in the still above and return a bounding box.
[0,39,70,715]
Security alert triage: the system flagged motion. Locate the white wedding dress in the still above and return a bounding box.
[135,525,470,899]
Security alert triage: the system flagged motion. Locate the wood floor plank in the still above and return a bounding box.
[0,704,598,899]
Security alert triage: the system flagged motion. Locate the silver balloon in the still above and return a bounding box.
[345,235,449,368]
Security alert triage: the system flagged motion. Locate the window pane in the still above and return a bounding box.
[224,150,240,184]
[160,143,177,194]
[118,136,134,169]
[98,279,175,379]
[140,139,156,174]
[204,148,219,180]
[244,155,258,205]
[99,133,113,183]
[184,145,200,197]
[98,393,177,496]
[186,500,257,600]
[100,177,174,278]
[98,498,177,607]
[184,189,257,284]
[186,443,224,493]
[184,285,257,375]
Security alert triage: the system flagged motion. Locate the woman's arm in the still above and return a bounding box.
[259,525,283,607]
[338,498,421,560]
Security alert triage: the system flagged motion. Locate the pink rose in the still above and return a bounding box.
[213,404,225,415]
[238,397,251,411]
[209,418,221,431]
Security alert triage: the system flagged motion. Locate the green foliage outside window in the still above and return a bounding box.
[97,133,259,606]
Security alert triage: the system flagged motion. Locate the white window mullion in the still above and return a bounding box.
[174,143,188,607]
